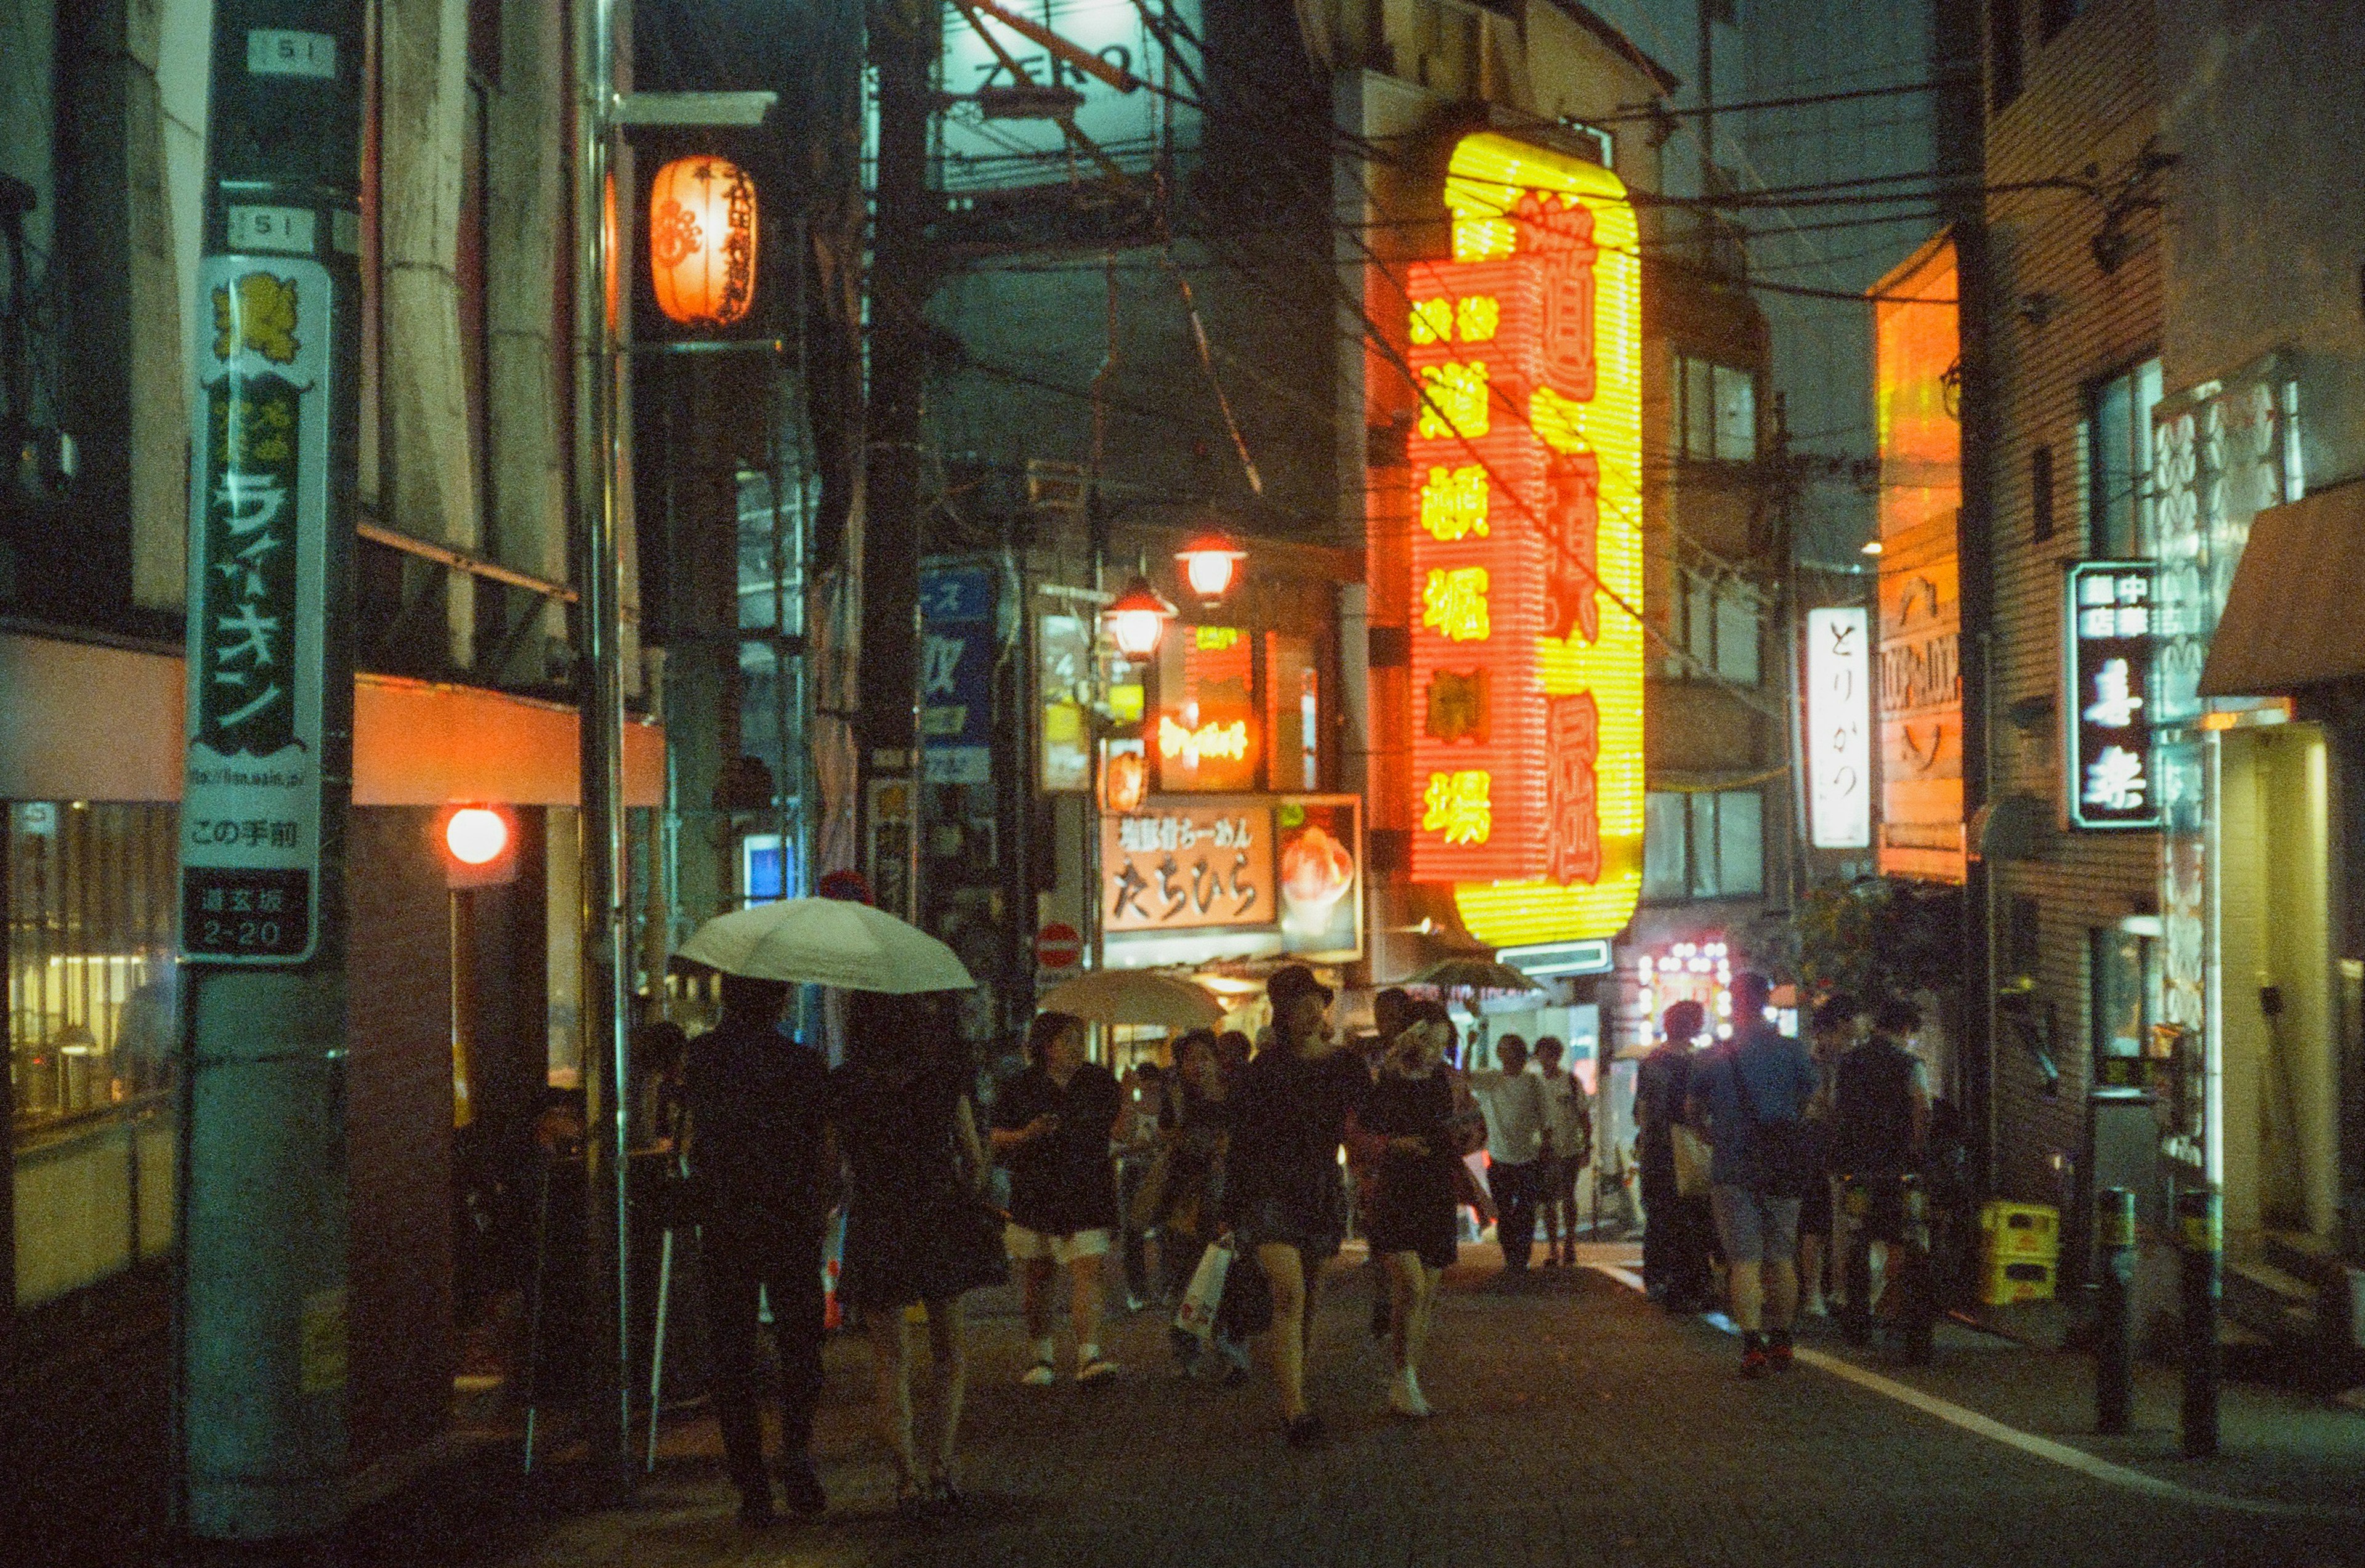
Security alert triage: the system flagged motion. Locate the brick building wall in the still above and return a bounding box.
[1977,0,2162,1206]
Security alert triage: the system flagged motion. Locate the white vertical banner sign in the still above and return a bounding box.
[1805,607,1873,849]
[180,257,335,962]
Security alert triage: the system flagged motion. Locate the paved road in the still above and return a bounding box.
[487,1246,2360,1568]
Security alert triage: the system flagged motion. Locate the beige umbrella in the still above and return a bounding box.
[1040,969,1226,1031]
[1409,956,1544,996]
[677,898,975,993]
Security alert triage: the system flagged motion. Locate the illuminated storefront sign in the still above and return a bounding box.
[1805,607,1872,849]
[1157,624,1259,792]
[1101,794,1362,956]
[1394,132,1643,949]
[2065,562,2159,830]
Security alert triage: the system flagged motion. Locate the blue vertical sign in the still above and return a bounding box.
[920,567,994,785]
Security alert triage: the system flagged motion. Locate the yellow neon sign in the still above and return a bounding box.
[1422,770,1493,845]
[1421,567,1491,642]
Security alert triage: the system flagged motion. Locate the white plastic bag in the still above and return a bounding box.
[1173,1238,1234,1341]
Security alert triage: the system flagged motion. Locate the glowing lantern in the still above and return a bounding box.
[445,807,509,866]
[1176,533,1246,604]
[1102,576,1175,660]
[649,156,758,328]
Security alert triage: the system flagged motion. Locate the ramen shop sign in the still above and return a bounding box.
[1399,133,1643,948]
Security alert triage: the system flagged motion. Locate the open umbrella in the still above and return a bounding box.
[1039,969,1226,1031]
[1408,956,1544,996]
[677,898,974,993]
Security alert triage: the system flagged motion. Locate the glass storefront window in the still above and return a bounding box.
[7,801,181,1308]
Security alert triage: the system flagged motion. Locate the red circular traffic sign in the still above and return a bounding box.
[1035,922,1083,971]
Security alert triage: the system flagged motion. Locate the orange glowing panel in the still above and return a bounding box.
[1386,132,1642,947]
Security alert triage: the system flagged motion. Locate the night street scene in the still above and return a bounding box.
[6,0,2365,1564]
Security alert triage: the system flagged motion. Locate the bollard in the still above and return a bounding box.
[2176,1188,2221,1458]
[2095,1187,2137,1434]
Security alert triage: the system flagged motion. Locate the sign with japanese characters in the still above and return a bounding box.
[1805,607,1872,849]
[180,258,334,963]
[2066,562,2160,830]
[1394,132,1644,950]
[1102,800,1275,932]
[920,565,993,785]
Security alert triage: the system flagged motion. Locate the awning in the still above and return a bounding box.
[2199,480,2365,697]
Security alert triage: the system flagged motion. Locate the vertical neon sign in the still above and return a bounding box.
[1398,133,1643,947]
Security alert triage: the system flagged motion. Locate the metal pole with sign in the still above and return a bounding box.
[177,1,365,1539]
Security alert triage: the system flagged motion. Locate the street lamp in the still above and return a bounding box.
[1175,533,1246,605]
[1102,575,1176,660]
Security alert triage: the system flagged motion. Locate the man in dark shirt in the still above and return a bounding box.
[1832,995,1933,1340]
[682,974,835,1524]
[1635,1000,1709,1308]
[991,1009,1125,1384]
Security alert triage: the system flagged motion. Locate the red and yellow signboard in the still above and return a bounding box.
[1396,133,1643,947]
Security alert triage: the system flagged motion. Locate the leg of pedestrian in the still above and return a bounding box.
[699,1241,776,1524]
[1258,1242,1323,1442]
[1018,1255,1058,1384]
[1070,1245,1118,1381]
[769,1231,830,1515]
[921,1296,968,1506]
[866,1307,923,1508]
[1763,1197,1804,1369]
[1385,1250,1437,1418]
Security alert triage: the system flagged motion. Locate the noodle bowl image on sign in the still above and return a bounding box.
[1391,132,1644,949]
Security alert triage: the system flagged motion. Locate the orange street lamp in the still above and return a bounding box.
[1102,576,1176,660]
[1175,533,1247,605]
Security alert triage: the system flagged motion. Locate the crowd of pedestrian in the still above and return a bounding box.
[668,950,1949,1527]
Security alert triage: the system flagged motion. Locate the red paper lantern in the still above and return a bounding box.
[649,156,757,328]
[1102,576,1176,659]
[1175,533,1246,604]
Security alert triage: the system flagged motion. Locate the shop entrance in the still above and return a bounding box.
[2216,724,2340,1243]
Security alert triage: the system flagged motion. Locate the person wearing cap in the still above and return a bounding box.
[1221,964,1368,1447]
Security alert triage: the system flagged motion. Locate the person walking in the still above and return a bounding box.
[1363,999,1460,1417]
[1636,1000,1711,1310]
[1465,1033,1548,1280]
[831,993,1006,1512]
[1115,1063,1166,1312]
[1798,996,1864,1317]
[1221,964,1368,1447]
[680,974,835,1525]
[1831,995,1933,1344]
[1158,1028,1249,1381]
[1532,1035,1592,1267]
[1689,972,1821,1376]
[992,1011,1126,1385]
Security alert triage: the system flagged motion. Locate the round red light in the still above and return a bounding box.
[445,808,508,867]
[1176,534,1245,602]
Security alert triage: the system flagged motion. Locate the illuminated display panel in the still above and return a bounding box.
[1157,624,1258,791]
[1391,132,1643,948]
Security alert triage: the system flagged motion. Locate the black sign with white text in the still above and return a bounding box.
[2066,562,2161,830]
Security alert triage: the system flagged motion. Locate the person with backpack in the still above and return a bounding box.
[1689,972,1821,1376]
[1531,1036,1592,1267]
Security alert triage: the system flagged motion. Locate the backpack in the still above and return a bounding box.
[1728,1046,1817,1199]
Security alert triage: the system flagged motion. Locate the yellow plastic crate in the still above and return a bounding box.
[1978,1200,2060,1261]
[1979,1253,2057,1305]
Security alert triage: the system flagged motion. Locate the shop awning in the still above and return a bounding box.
[2199,481,2365,697]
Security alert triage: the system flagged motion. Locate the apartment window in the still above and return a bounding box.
[6,802,181,1309]
[2087,358,2162,556]
[1990,0,2024,108]
[1676,355,1757,463]
[1678,569,1761,685]
[2031,443,2055,542]
[1641,789,1765,901]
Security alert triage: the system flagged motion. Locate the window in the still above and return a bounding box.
[7,802,181,1309]
[1641,788,1764,901]
[1675,569,1761,685]
[1991,0,2023,109]
[2090,926,2161,1089]
[1676,355,1757,463]
[2087,358,2162,556]
[2031,443,2055,542]
[1265,632,1320,791]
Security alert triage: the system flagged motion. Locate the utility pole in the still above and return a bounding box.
[859,0,937,921]
[177,1,364,1540]
[572,0,636,1483]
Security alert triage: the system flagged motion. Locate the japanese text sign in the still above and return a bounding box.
[1806,607,1872,849]
[921,566,993,785]
[1102,800,1277,932]
[1396,132,1643,948]
[180,259,335,962]
[2066,562,2160,830]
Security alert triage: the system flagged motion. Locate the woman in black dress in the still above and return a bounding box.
[1363,998,1460,1417]
[831,993,1003,1510]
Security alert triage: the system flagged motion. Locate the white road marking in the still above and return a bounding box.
[1586,1264,2359,1521]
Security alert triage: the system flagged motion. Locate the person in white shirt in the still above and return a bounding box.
[1462,1035,1548,1279]
[1532,1037,1592,1267]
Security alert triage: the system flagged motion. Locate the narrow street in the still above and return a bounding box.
[469,1247,2359,1568]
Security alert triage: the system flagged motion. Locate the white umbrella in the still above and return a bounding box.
[1040,969,1225,1031]
[678,898,975,993]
